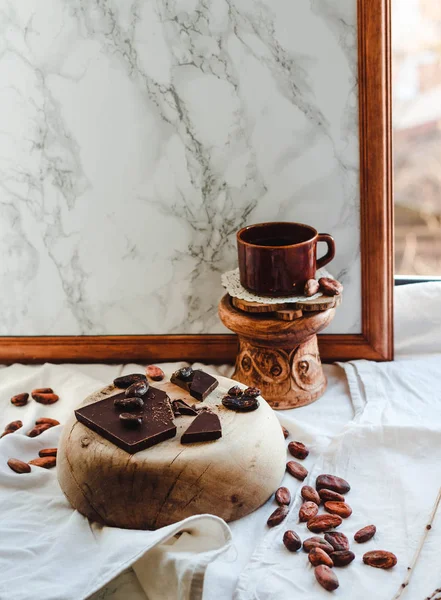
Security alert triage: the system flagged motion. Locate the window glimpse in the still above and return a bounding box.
[393,0,441,275]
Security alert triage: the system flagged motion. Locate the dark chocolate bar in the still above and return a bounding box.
[181,410,222,444]
[75,386,176,454]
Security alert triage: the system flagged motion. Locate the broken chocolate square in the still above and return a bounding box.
[190,370,219,401]
[171,399,198,417]
[75,386,176,454]
[170,367,194,393]
[170,367,219,401]
[181,410,222,444]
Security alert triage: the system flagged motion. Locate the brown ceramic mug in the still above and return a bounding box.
[237,222,335,297]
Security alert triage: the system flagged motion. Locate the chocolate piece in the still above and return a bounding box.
[75,386,176,454]
[119,412,143,428]
[125,380,149,398]
[189,370,219,401]
[114,396,144,411]
[171,399,197,417]
[171,368,219,401]
[113,373,147,389]
[181,410,222,444]
[222,395,259,412]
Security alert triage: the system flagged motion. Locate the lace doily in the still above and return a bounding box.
[221,268,333,304]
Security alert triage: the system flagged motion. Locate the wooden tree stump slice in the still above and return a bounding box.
[231,293,341,318]
[57,376,286,530]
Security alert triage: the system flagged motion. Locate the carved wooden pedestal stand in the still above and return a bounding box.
[218,293,340,410]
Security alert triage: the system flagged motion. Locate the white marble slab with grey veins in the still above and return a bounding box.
[0,0,360,335]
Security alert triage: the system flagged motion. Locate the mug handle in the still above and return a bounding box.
[316,233,335,269]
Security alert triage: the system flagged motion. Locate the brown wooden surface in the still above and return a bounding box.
[0,0,393,364]
[219,295,330,409]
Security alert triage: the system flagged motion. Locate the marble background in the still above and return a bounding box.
[0,0,360,335]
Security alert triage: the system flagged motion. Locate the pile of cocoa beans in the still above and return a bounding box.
[269,426,397,592]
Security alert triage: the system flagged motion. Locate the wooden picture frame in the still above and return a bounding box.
[0,0,392,364]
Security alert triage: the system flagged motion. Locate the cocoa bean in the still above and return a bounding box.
[114,396,144,411]
[281,425,289,439]
[309,547,334,568]
[307,514,342,533]
[114,373,147,388]
[363,550,397,569]
[288,441,309,460]
[314,565,339,592]
[244,387,261,398]
[286,461,308,481]
[35,417,60,426]
[119,412,142,428]
[38,448,57,458]
[330,550,355,567]
[33,393,59,405]
[145,365,165,382]
[275,487,291,506]
[325,532,350,552]
[31,388,54,397]
[228,385,243,397]
[299,502,319,522]
[28,456,57,469]
[10,393,29,407]
[7,458,31,474]
[4,420,23,433]
[303,537,334,554]
[324,501,352,519]
[301,485,321,505]
[316,474,350,494]
[318,488,346,503]
[27,423,53,437]
[267,505,289,527]
[354,525,376,543]
[304,279,320,297]
[222,395,259,412]
[318,277,343,296]
[283,530,302,552]
[125,380,149,398]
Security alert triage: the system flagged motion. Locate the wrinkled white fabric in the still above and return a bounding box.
[394,281,441,357]
[1,282,441,600]
[234,357,441,599]
[0,363,232,600]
